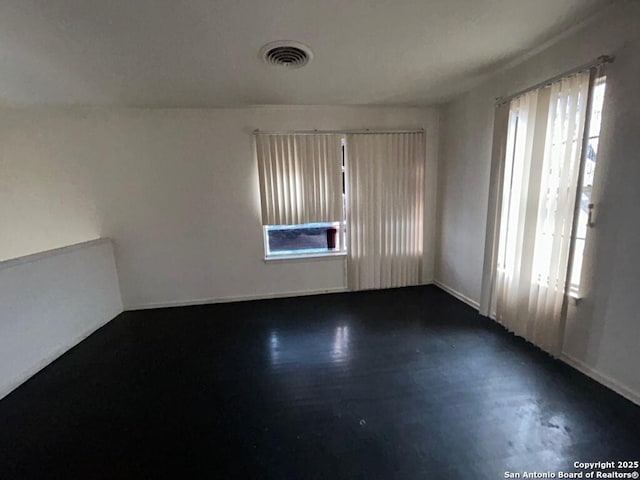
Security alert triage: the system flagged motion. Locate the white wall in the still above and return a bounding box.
[436,0,640,402]
[0,239,123,399]
[0,106,439,309]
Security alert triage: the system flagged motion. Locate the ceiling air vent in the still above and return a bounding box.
[260,41,313,69]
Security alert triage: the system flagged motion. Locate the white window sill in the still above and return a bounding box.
[264,251,347,262]
[567,291,582,305]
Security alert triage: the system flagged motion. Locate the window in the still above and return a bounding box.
[569,76,606,295]
[495,73,606,298]
[256,131,425,279]
[263,140,347,259]
[264,222,345,258]
[256,133,346,260]
[488,67,610,354]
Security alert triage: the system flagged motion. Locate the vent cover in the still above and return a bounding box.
[260,41,313,69]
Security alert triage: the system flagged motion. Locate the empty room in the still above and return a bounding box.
[1,0,639,478]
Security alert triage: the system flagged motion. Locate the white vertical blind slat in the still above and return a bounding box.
[347,132,425,291]
[494,71,591,355]
[256,134,343,225]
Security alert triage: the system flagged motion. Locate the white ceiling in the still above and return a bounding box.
[0,0,612,107]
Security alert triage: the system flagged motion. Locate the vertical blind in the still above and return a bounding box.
[346,132,424,290]
[255,134,343,225]
[494,72,590,354]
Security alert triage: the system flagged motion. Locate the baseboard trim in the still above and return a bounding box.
[433,280,480,310]
[560,352,640,407]
[126,287,350,311]
[0,312,119,400]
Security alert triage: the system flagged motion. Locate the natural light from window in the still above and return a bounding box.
[569,76,606,295]
[264,222,345,258]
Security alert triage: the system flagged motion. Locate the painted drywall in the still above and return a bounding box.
[0,239,123,399]
[0,111,102,259]
[436,0,640,400]
[0,106,438,308]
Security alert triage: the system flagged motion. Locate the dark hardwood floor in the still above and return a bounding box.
[0,285,638,479]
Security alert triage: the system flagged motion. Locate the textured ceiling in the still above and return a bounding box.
[0,0,613,107]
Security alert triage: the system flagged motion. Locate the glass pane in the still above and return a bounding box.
[570,238,585,291]
[569,76,606,296]
[583,137,599,187]
[589,80,606,138]
[266,223,340,256]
